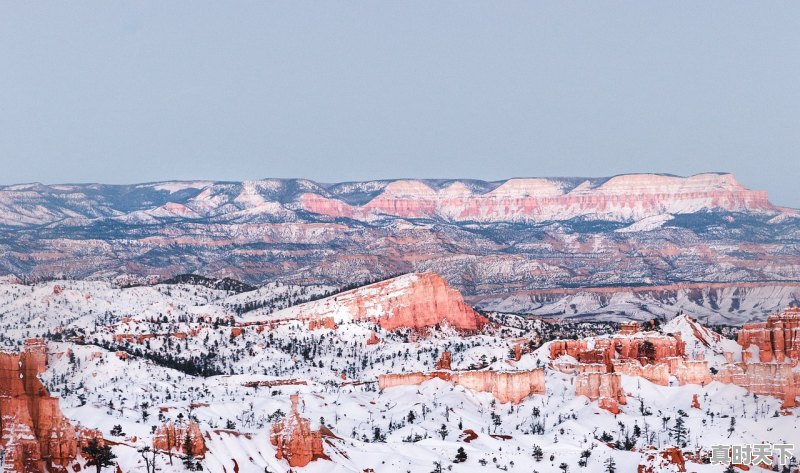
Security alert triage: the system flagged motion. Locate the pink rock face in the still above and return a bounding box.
[0,341,78,473]
[259,273,489,333]
[270,395,329,467]
[378,369,546,404]
[737,306,800,363]
[715,362,798,408]
[575,372,627,414]
[612,360,670,386]
[153,421,207,458]
[673,360,712,386]
[299,174,773,223]
[619,322,640,335]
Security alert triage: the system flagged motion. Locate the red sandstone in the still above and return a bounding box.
[0,341,78,473]
[270,395,329,467]
[378,369,546,404]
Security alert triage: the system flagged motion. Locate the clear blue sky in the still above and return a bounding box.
[1,2,798,207]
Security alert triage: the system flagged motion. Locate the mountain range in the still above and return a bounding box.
[1,172,798,323]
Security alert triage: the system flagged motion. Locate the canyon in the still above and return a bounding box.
[1,174,798,325]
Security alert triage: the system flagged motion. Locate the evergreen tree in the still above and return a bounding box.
[671,417,688,446]
[727,417,736,438]
[604,457,616,473]
[454,447,467,463]
[532,444,543,462]
[83,438,117,473]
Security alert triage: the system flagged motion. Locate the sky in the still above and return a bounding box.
[0,2,799,207]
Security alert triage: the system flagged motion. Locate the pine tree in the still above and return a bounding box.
[670,417,688,446]
[454,447,467,463]
[532,444,543,462]
[83,438,117,473]
[604,457,616,473]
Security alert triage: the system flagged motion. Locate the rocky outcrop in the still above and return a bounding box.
[737,306,800,363]
[308,317,337,330]
[253,273,489,333]
[691,394,700,409]
[575,372,627,414]
[453,370,546,404]
[435,351,452,370]
[0,341,78,473]
[638,447,687,473]
[715,361,799,409]
[550,333,685,366]
[270,395,329,467]
[152,421,207,457]
[366,331,380,345]
[612,359,670,386]
[378,369,546,404]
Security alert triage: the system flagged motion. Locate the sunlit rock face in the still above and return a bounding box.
[378,369,546,404]
[244,273,489,333]
[153,421,207,457]
[575,372,627,414]
[300,174,773,223]
[270,395,329,467]
[716,361,799,409]
[549,333,686,367]
[737,306,800,363]
[0,340,77,473]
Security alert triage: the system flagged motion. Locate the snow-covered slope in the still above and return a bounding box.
[1,274,797,472]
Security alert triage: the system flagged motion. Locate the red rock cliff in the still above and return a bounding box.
[378,369,546,404]
[738,306,800,363]
[255,273,489,333]
[152,421,207,457]
[575,372,627,414]
[0,341,77,473]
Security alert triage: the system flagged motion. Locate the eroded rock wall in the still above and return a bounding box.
[0,341,77,473]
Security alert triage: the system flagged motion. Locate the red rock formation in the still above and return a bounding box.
[620,322,640,335]
[638,447,687,473]
[259,273,489,333]
[612,359,670,386]
[153,421,207,457]
[435,351,452,370]
[715,362,798,409]
[300,174,773,223]
[230,327,244,338]
[691,394,700,409]
[365,331,380,345]
[673,360,712,386]
[270,395,329,467]
[0,341,78,473]
[378,369,546,404]
[737,307,800,363]
[453,370,546,404]
[575,372,627,414]
[550,334,685,366]
[308,317,337,330]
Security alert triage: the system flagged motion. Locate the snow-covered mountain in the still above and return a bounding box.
[0,174,799,319]
[0,274,797,472]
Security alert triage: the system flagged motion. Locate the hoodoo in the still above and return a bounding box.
[270,394,329,467]
[737,306,800,363]
[0,341,78,473]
